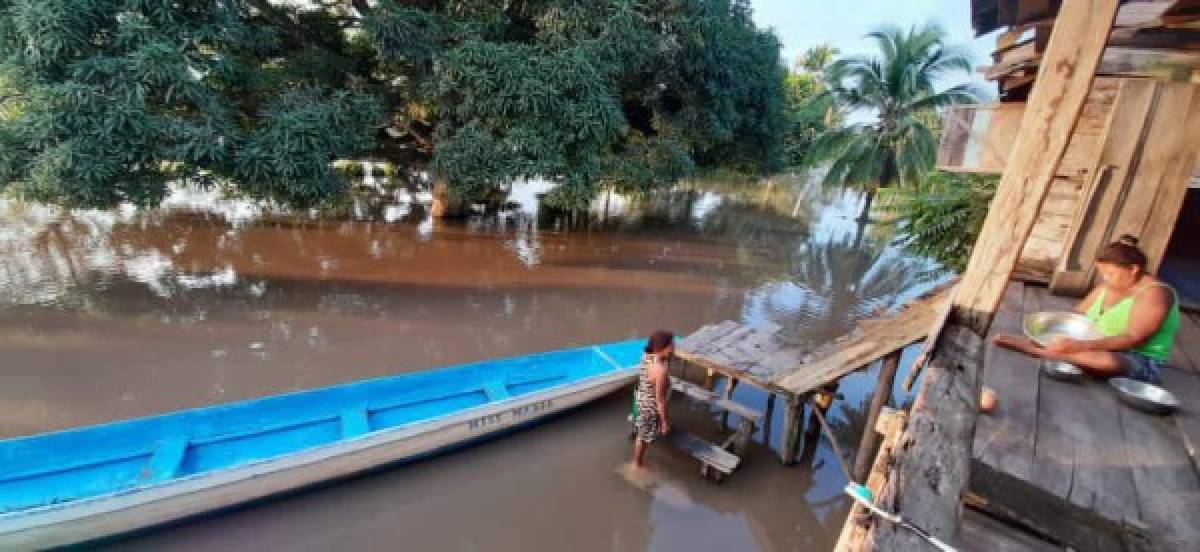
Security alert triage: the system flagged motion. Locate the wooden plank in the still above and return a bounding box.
[678,321,740,356]
[1115,1,1176,28]
[662,430,740,474]
[1117,397,1200,550]
[865,325,985,550]
[1097,47,1200,80]
[1051,78,1160,296]
[957,508,1061,552]
[775,284,954,396]
[852,351,901,483]
[677,321,738,353]
[1116,84,1200,273]
[967,462,1145,552]
[670,377,764,422]
[973,282,1040,483]
[904,284,960,392]
[1160,365,1200,475]
[834,408,906,552]
[1169,310,1200,372]
[1033,373,1140,522]
[780,394,805,465]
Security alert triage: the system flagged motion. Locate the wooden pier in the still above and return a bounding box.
[674,283,956,464]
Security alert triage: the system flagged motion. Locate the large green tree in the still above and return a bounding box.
[805,24,977,222]
[0,0,786,209]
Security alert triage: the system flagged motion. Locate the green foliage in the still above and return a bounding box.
[803,23,979,219]
[781,71,840,167]
[0,0,786,209]
[0,0,385,207]
[797,43,838,73]
[882,171,998,271]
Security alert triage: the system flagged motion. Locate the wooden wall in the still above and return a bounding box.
[937,77,1200,285]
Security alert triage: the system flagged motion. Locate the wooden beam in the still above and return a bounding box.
[864,326,986,550]
[865,1,1121,549]
[953,0,1119,335]
[835,409,907,552]
[1098,46,1200,80]
[852,351,901,483]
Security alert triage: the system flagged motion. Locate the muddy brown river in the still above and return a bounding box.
[0,176,945,551]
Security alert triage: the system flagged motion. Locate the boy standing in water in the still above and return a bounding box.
[632,330,674,468]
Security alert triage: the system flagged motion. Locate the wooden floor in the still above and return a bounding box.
[970,281,1200,551]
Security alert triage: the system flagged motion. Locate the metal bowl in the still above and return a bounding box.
[1109,377,1180,415]
[1041,359,1084,382]
[1023,311,1103,347]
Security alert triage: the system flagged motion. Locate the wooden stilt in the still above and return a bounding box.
[720,377,738,431]
[780,394,805,465]
[852,351,901,483]
[763,393,776,447]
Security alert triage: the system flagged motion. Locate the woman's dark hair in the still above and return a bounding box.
[645,330,675,354]
[1096,234,1147,270]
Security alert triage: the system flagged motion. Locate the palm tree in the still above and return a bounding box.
[806,24,978,223]
[797,44,839,73]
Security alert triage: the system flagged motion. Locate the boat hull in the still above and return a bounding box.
[0,343,641,549]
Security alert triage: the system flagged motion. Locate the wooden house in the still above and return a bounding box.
[840,2,1200,550]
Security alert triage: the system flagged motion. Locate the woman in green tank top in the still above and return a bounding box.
[994,236,1179,384]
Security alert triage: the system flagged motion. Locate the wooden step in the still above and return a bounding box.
[671,378,763,423]
[662,430,740,474]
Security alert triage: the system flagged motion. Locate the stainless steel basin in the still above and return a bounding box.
[1040,359,1084,382]
[1110,377,1180,415]
[1023,311,1103,347]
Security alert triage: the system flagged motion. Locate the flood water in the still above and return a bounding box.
[0,175,946,551]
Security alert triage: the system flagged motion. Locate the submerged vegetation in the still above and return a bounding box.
[0,0,992,271]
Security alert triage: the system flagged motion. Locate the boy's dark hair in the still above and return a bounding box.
[645,330,675,354]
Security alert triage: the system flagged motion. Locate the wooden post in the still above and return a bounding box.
[780,393,805,465]
[720,377,738,431]
[867,2,1120,549]
[852,352,901,483]
[763,393,776,447]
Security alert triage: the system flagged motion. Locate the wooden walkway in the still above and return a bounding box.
[676,284,954,396]
[674,284,956,463]
[970,281,1200,552]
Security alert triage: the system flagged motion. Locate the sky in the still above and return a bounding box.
[751,0,998,93]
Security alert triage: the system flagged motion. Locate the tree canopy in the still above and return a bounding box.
[0,0,786,209]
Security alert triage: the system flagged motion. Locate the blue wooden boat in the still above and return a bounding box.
[0,340,645,549]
